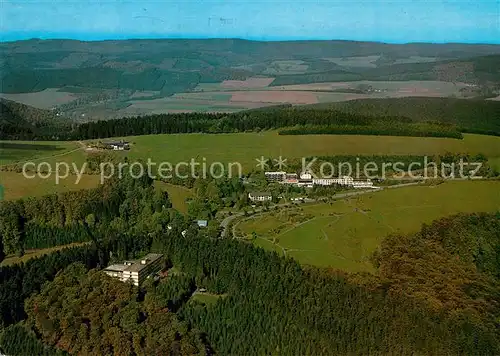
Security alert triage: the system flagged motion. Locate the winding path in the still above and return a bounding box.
[220,182,421,237]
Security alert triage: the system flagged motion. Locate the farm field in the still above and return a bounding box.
[0,88,78,108]
[324,55,380,68]
[270,80,469,94]
[111,80,473,116]
[238,181,500,272]
[221,77,275,89]
[124,94,272,114]
[263,60,309,75]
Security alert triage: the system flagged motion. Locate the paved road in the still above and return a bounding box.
[219,182,421,237]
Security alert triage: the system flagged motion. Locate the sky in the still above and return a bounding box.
[1,0,499,43]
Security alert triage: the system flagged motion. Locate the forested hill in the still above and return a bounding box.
[0,173,499,355]
[307,97,500,136]
[1,39,500,94]
[52,98,500,140]
[2,96,500,140]
[0,98,68,139]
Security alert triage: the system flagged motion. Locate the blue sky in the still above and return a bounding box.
[1,0,499,43]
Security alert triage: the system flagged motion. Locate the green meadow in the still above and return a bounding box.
[0,170,101,201]
[154,181,194,214]
[238,181,500,272]
[0,141,79,166]
[1,131,499,200]
[117,132,500,171]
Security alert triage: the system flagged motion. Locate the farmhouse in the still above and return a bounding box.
[105,141,130,150]
[249,192,272,202]
[103,253,163,286]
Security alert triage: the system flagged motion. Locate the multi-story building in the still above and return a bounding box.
[265,171,286,182]
[104,253,164,286]
[263,170,377,189]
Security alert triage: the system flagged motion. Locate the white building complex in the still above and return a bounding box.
[264,171,375,189]
[104,253,164,286]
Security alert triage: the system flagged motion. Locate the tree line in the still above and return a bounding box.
[156,212,500,355]
[278,122,463,139]
[3,106,458,141]
[0,173,170,258]
[24,263,207,355]
[5,100,500,141]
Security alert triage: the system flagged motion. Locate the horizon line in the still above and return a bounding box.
[1,32,499,46]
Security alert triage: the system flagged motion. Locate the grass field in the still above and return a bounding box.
[0,171,100,200]
[119,132,500,171]
[155,181,193,213]
[2,132,499,200]
[0,242,90,267]
[0,141,80,166]
[0,88,78,108]
[190,293,227,306]
[324,56,380,68]
[238,181,500,272]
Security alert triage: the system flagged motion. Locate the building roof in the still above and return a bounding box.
[196,220,208,227]
[265,171,286,175]
[104,264,129,272]
[105,253,163,273]
[106,141,129,146]
[249,191,272,197]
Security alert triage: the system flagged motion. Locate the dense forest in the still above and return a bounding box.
[3,96,500,140]
[0,98,70,140]
[0,173,499,355]
[25,264,207,355]
[278,122,463,138]
[0,174,171,256]
[318,97,500,135]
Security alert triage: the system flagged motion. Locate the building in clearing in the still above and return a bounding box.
[196,220,208,227]
[248,192,272,202]
[265,171,286,182]
[352,179,375,189]
[105,141,130,151]
[104,253,163,286]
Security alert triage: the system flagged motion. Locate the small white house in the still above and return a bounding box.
[196,220,208,228]
[248,192,272,202]
[300,171,313,180]
[352,180,375,189]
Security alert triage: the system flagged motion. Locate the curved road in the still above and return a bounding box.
[220,182,420,237]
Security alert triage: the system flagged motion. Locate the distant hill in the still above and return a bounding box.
[1,39,500,119]
[2,39,500,94]
[270,54,500,86]
[0,99,66,139]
